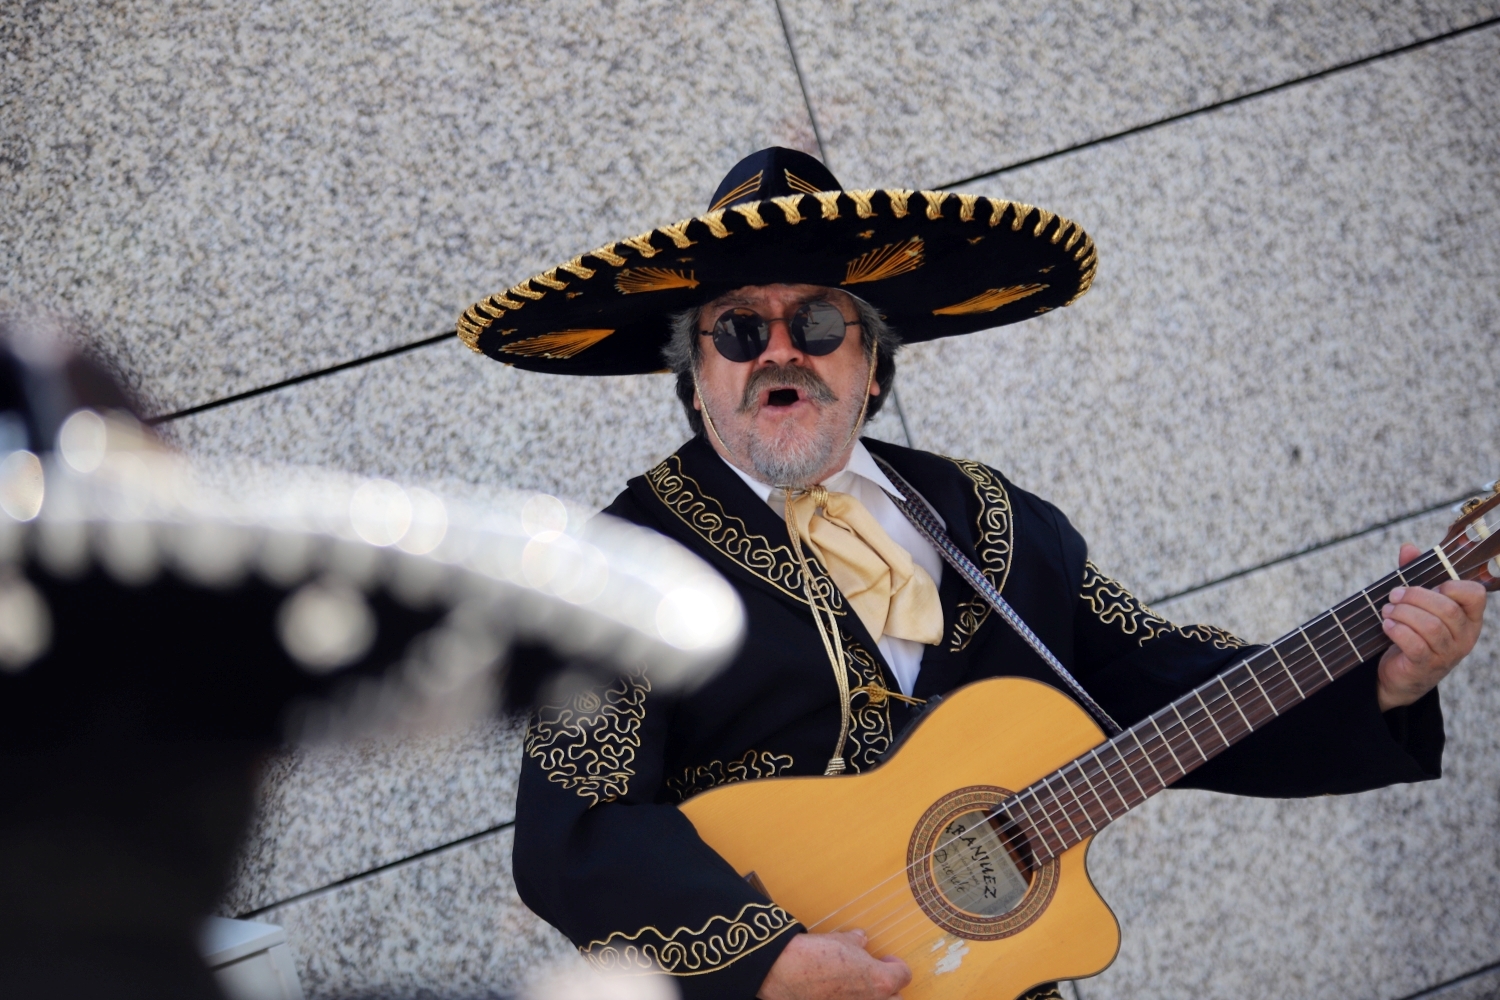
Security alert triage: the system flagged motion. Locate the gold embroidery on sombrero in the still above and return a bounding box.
[1031,207,1056,236]
[771,194,805,224]
[666,749,796,803]
[957,193,979,222]
[658,219,697,249]
[1008,202,1036,231]
[846,189,877,218]
[948,458,1014,652]
[783,168,823,195]
[932,284,1050,316]
[812,190,841,220]
[708,171,763,213]
[492,291,524,309]
[1080,561,1246,649]
[620,231,661,258]
[699,209,730,238]
[508,281,545,301]
[921,190,950,220]
[615,268,699,295]
[457,312,484,352]
[531,269,569,291]
[887,189,913,218]
[589,242,627,266]
[558,255,597,279]
[842,235,924,285]
[498,328,615,360]
[731,202,768,230]
[581,901,797,976]
[645,456,847,613]
[525,673,650,807]
[987,197,1010,226]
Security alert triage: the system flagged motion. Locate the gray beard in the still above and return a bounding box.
[746,429,843,487]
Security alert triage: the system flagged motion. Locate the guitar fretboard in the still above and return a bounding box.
[999,546,1457,868]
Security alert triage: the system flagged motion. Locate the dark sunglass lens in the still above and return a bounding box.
[711,308,769,362]
[793,302,849,356]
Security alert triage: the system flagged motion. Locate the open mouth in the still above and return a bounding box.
[765,388,800,407]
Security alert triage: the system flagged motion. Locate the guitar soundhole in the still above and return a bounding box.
[907,786,1060,941]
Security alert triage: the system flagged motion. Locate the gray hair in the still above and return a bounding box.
[662,294,902,438]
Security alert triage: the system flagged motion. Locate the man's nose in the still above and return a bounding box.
[755,317,804,366]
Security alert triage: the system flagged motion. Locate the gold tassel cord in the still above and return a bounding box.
[497,328,615,360]
[842,236,924,286]
[708,172,763,212]
[615,268,699,295]
[932,284,1049,316]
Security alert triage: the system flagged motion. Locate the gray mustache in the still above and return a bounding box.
[738,364,839,412]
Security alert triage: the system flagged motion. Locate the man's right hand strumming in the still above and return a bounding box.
[757,930,913,1000]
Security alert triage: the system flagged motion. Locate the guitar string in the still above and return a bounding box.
[828,581,1458,965]
[812,574,1436,945]
[837,537,1487,963]
[809,521,1492,943]
[858,601,1442,962]
[799,532,1481,943]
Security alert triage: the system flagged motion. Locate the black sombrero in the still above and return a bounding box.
[458,147,1096,375]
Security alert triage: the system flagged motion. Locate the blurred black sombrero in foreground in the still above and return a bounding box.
[458,146,1097,375]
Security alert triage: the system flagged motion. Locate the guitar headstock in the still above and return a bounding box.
[1442,482,1500,591]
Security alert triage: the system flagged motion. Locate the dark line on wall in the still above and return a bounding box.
[1147,489,1486,606]
[772,0,827,162]
[939,15,1500,188]
[1396,959,1500,1000]
[233,819,516,921]
[145,329,455,425]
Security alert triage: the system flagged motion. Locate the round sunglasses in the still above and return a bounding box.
[699,301,859,363]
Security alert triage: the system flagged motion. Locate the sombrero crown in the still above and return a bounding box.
[458,147,1096,375]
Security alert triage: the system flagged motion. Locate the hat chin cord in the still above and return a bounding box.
[691,345,880,776]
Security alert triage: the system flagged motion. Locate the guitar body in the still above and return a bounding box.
[679,677,1120,1000]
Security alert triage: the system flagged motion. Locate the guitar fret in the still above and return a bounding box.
[1195,690,1230,745]
[1245,658,1280,716]
[1298,624,1335,682]
[1395,566,1410,586]
[1090,748,1131,813]
[1110,739,1149,800]
[1148,716,1186,775]
[1170,704,1208,761]
[1002,799,1046,861]
[1074,760,1114,821]
[1330,605,1362,660]
[1362,589,1382,622]
[1046,773,1089,839]
[1020,787,1064,854]
[1272,644,1305,699]
[1218,675,1254,732]
[1031,782,1076,846]
[1130,729,1167,790]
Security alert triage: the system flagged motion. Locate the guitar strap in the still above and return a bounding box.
[873,456,1125,737]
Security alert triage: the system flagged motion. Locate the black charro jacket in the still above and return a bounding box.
[513,437,1442,999]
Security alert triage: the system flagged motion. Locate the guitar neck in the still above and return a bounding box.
[1004,545,1459,868]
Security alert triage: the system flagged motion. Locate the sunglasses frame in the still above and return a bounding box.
[698,300,860,363]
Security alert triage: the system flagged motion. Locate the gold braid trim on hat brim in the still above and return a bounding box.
[457,191,1096,355]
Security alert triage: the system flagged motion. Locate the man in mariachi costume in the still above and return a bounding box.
[460,148,1487,1000]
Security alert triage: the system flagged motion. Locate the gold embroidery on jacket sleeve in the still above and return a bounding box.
[645,456,846,614]
[666,749,796,803]
[1080,561,1247,649]
[947,459,1014,652]
[525,673,650,806]
[582,901,798,976]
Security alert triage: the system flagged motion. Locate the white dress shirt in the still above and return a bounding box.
[721,442,944,696]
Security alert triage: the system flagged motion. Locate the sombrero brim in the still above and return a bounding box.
[458,189,1096,376]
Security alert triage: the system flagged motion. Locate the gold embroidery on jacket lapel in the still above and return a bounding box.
[841,630,896,772]
[645,455,845,614]
[666,749,796,804]
[582,901,797,976]
[524,673,649,807]
[946,458,1014,651]
[1080,561,1246,649]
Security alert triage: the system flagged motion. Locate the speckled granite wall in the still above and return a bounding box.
[5,2,1499,997]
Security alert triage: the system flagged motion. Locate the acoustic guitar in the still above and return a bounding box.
[680,490,1500,999]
